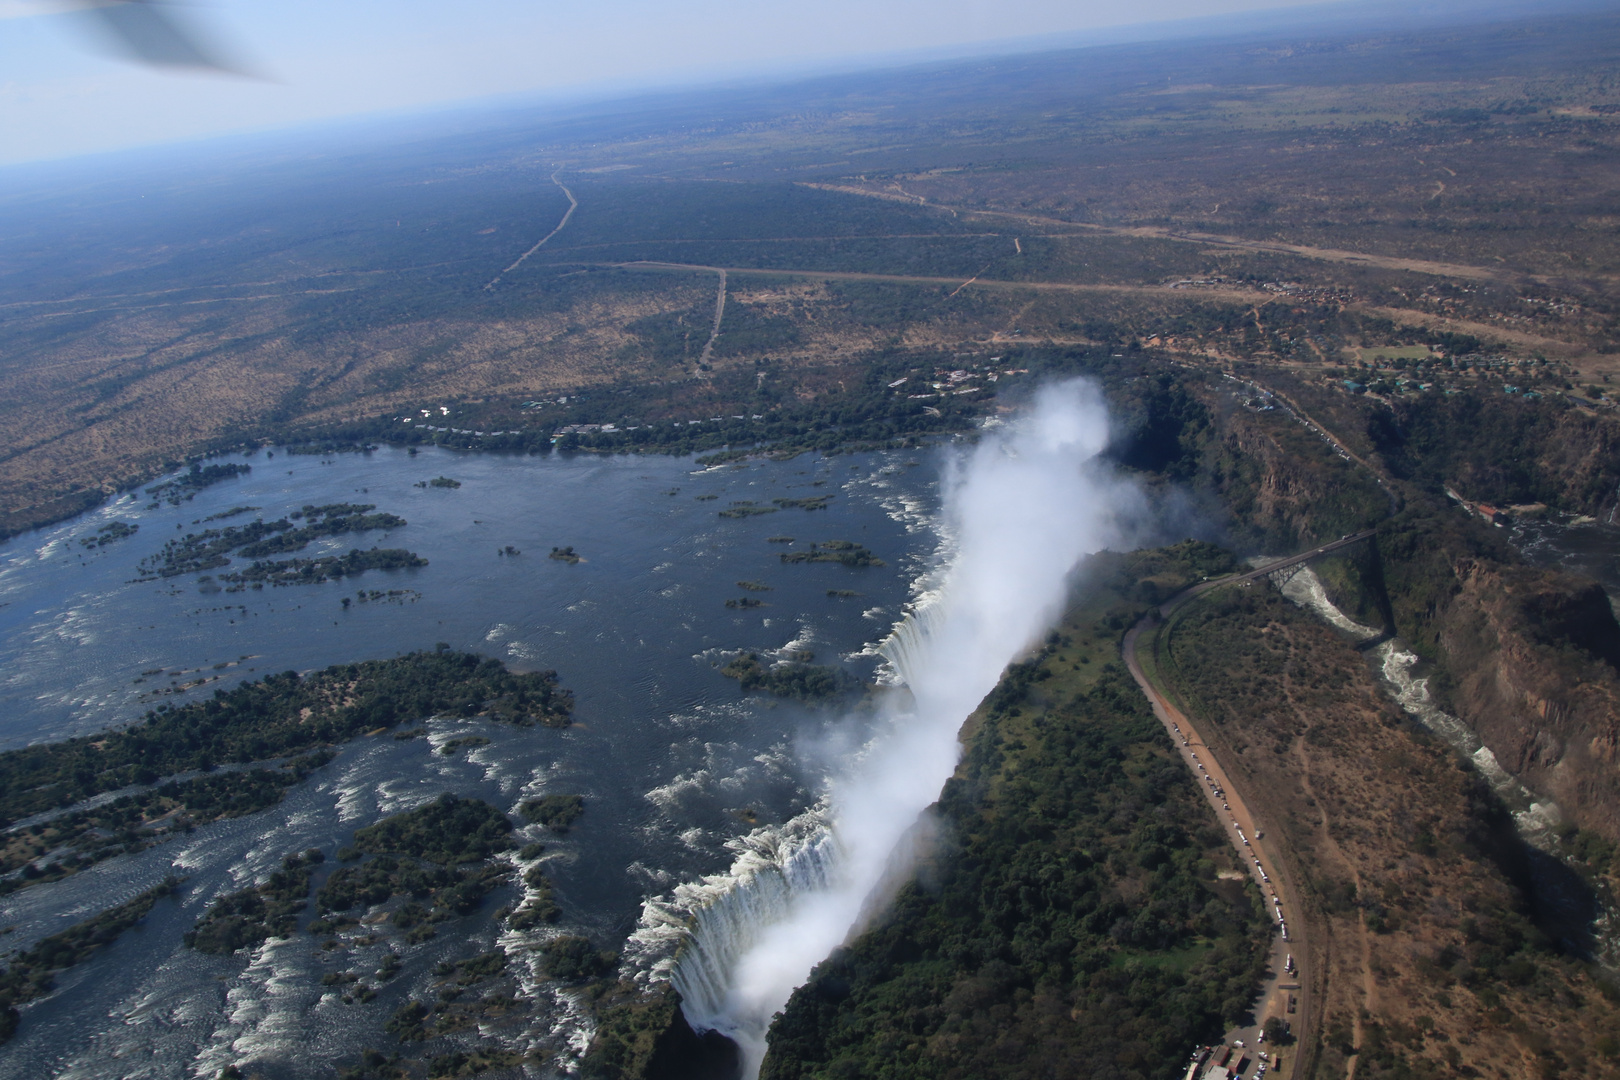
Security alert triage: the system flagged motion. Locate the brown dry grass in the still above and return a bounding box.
[1165,585,1620,1080]
[0,282,715,521]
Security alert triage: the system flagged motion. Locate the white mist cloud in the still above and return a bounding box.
[674,378,1143,1077]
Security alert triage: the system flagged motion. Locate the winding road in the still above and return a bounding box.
[1119,534,1373,1078]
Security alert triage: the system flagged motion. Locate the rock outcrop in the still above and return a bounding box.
[1203,395,1388,549]
[1437,558,1620,840]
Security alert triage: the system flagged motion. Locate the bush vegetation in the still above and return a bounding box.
[312,796,515,938]
[186,849,324,954]
[0,752,332,896]
[353,794,516,864]
[780,540,884,567]
[144,462,251,506]
[0,878,182,1044]
[720,653,848,700]
[137,503,409,580]
[519,794,585,833]
[760,550,1268,1080]
[1377,392,1620,512]
[0,648,570,829]
[221,546,427,587]
[80,521,138,548]
[0,651,569,897]
[540,935,620,981]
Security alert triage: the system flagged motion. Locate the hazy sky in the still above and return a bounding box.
[0,0,1333,166]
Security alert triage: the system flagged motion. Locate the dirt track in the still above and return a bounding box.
[800,182,1515,284]
[485,170,579,291]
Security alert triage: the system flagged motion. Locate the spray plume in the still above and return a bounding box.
[669,379,1142,1076]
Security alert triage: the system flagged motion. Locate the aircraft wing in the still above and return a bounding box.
[83,0,231,70]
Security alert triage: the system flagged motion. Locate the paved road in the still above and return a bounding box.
[1118,537,1373,1078]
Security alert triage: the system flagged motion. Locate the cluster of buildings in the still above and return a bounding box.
[892,362,1028,400]
[551,415,767,441]
[1443,487,1551,527]
[1185,1043,1280,1080]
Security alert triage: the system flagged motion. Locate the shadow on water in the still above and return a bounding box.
[1468,778,1601,961]
[654,1023,742,1080]
[1523,846,1599,958]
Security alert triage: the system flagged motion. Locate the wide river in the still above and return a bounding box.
[0,444,944,1079]
[8,444,1616,1079]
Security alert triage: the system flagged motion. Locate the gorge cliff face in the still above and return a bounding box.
[1380,393,1620,518]
[1201,394,1388,550]
[1206,380,1620,842]
[1437,558,1620,840]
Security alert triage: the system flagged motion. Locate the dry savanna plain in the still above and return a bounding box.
[0,8,1618,533]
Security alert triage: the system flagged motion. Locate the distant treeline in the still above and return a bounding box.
[263,345,1112,463]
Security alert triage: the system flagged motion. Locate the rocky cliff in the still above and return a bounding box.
[1198,388,1388,551]
[1203,378,1620,845]
[1437,557,1620,840]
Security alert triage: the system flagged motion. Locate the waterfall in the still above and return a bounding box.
[641,379,1142,1078]
[669,815,842,1030]
[876,598,948,689]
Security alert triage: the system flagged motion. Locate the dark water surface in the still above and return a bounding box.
[0,445,941,1079]
[1514,515,1620,611]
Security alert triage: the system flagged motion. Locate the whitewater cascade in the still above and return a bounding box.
[1277,566,1620,961]
[661,379,1143,1077]
[1277,566,1564,842]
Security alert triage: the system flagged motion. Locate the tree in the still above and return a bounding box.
[1264,1017,1295,1046]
